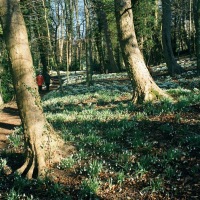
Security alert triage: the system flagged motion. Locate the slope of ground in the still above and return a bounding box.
[0,77,60,151]
[0,58,199,199]
[0,102,20,150]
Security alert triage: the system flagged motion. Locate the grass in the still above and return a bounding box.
[0,71,200,199]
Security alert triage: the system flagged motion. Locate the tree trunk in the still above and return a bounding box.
[29,0,52,72]
[84,0,93,86]
[74,0,81,71]
[161,0,184,76]
[92,0,119,73]
[114,0,169,104]
[0,78,3,106]
[64,0,73,70]
[94,28,106,73]
[194,0,200,75]
[27,0,63,93]
[0,0,74,179]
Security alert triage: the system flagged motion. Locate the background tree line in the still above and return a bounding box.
[0,0,199,102]
[27,0,199,71]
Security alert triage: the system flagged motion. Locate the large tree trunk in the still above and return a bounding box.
[0,0,74,179]
[161,0,184,76]
[114,0,169,104]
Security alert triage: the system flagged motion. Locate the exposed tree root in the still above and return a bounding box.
[132,84,172,104]
[17,131,75,179]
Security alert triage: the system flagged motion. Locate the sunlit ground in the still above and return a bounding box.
[0,57,200,199]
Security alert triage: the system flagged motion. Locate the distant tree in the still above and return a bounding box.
[31,0,53,73]
[0,0,74,179]
[64,0,74,71]
[84,0,93,86]
[74,0,82,71]
[0,79,3,105]
[133,0,162,66]
[91,0,119,73]
[21,0,63,92]
[114,0,169,103]
[194,0,200,75]
[0,95,3,106]
[161,0,184,76]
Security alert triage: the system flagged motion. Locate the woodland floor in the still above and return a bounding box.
[0,61,200,199]
[0,81,59,151]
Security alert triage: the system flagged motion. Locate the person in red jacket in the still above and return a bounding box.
[36,72,44,92]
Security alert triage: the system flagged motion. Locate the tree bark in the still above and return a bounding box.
[94,24,106,73]
[84,0,93,86]
[161,0,185,76]
[74,0,82,71]
[114,0,169,104]
[64,0,73,70]
[194,0,200,75]
[92,0,119,73]
[0,0,74,179]
[0,78,3,106]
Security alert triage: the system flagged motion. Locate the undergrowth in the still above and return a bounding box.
[0,74,200,199]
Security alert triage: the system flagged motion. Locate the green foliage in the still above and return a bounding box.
[87,160,103,178]
[44,182,66,198]
[162,148,182,164]
[149,177,164,193]
[143,98,175,115]
[2,173,71,199]
[184,134,200,148]
[138,155,158,170]
[1,72,199,198]
[80,178,100,198]
[59,155,76,170]
[75,148,88,161]
[134,162,148,179]
[167,88,192,97]
[80,133,102,149]
[0,68,14,103]
[8,127,23,149]
[168,88,200,109]
[141,177,164,194]
[133,0,163,65]
[8,134,22,149]
[164,165,176,179]
[190,164,200,175]
[0,158,7,173]
[99,141,118,156]
[117,170,125,186]
[12,173,30,191]
[134,112,148,120]
[129,129,146,148]
[41,74,199,198]
[7,188,34,200]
